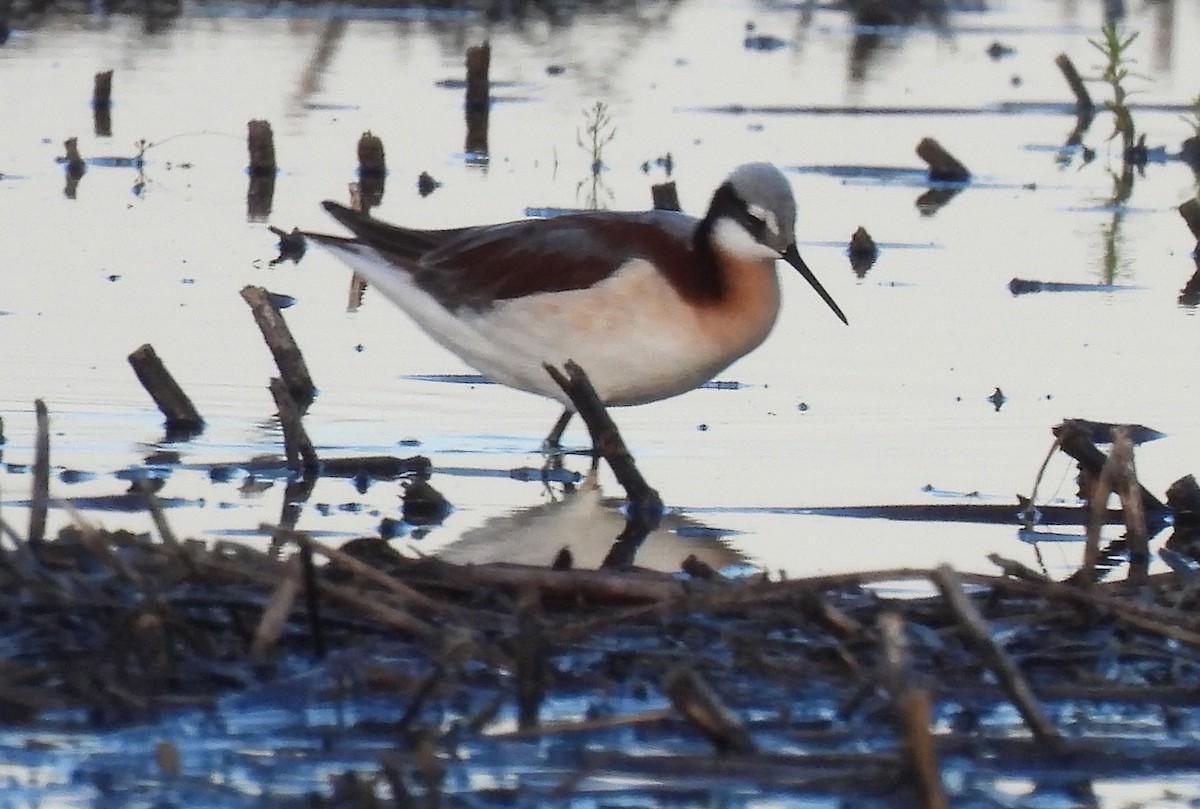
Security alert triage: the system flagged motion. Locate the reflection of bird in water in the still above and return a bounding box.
[308,162,846,446]
[435,477,746,573]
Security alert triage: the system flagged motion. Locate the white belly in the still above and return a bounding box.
[331,245,781,407]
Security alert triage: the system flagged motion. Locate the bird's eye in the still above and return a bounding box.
[744,204,778,242]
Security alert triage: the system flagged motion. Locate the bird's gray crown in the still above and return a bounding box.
[726,162,797,253]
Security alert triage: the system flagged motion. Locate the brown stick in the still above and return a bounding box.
[486,707,675,740]
[514,586,545,731]
[356,130,386,178]
[663,665,757,754]
[92,70,113,110]
[318,454,431,480]
[1054,420,1164,515]
[127,344,205,436]
[291,530,458,615]
[1054,53,1095,116]
[958,571,1200,646]
[62,137,85,175]
[251,554,303,662]
[848,225,878,276]
[916,137,970,182]
[29,399,49,549]
[129,478,183,551]
[403,556,692,605]
[930,566,1062,748]
[464,42,490,155]
[241,285,315,406]
[1180,198,1200,243]
[198,549,439,640]
[651,181,681,211]
[877,613,947,808]
[246,119,276,177]
[92,71,113,137]
[356,131,386,209]
[268,377,318,477]
[1110,426,1149,584]
[1082,425,1150,585]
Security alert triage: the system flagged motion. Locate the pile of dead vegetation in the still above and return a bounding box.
[5,433,1200,807]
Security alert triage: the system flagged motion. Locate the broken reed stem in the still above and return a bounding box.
[251,553,303,662]
[487,707,675,740]
[246,119,276,176]
[1023,434,1062,525]
[1054,53,1095,117]
[651,181,681,211]
[62,137,85,174]
[269,377,319,478]
[299,540,326,659]
[357,131,386,178]
[92,70,113,109]
[1054,419,1165,515]
[92,70,113,137]
[663,665,757,755]
[1180,198,1200,244]
[543,360,663,569]
[356,131,386,208]
[1111,426,1149,583]
[464,41,491,154]
[29,399,49,549]
[296,532,453,613]
[130,478,182,551]
[515,586,546,731]
[201,548,439,640]
[241,285,315,407]
[1084,426,1149,585]
[877,613,947,809]
[915,137,970,182]
[128,343,205,436]
[931,565,1062,748]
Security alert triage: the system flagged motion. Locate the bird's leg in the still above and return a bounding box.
[540,407,575,485]
[542,407,574,454]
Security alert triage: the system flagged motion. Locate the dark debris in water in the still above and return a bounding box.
[5,493,1200,805]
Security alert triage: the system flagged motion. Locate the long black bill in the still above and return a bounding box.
[782,243,848,325]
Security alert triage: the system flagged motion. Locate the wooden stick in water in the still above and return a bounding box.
[127,343,205,436]
[241,285,315,407]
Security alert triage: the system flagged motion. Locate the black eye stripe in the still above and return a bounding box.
[737,203,769,241]
[706,182,774,245]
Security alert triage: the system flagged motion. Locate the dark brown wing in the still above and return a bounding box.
[320,201,473,263]
[320,202,717,310]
